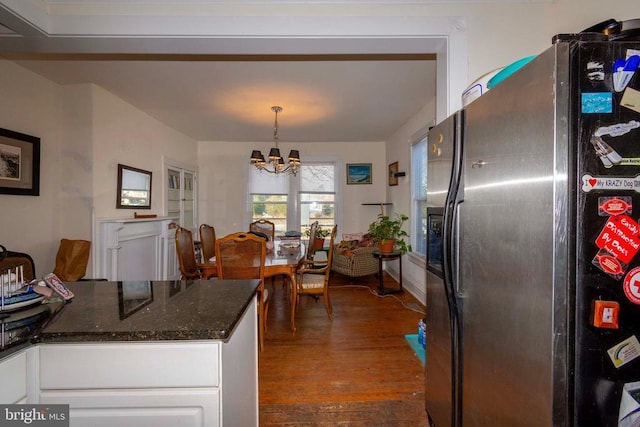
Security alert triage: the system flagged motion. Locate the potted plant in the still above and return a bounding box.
[304,224,331,250]
[368,213,412,254]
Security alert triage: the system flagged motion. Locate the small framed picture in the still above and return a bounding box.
[0,128,40,196]
[346,163,372,185]
[388,161,399,186]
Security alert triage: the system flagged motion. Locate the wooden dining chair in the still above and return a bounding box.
[215,232,269,351]
[175,227,209,280]
[305,221,319,261]
[249,219,275,242]
[295,224,338,324]
[199,224,216,262]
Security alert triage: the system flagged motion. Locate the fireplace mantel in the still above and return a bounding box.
[94,217,179,281]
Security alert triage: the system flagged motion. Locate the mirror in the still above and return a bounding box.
[117,164,152,209]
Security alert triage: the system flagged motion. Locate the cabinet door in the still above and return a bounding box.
[166,166,197,230]
[40,389,220,427]
[0,350,27,404]
[167,169,181,221]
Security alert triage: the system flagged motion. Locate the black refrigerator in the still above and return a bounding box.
[425,34,640,426]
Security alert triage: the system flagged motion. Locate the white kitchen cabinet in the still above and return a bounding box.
[0,349,28,404]
[38,297,258,427]
[0,346,39,404]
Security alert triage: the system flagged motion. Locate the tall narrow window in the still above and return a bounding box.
[411,134,428,259]
[300,163,336,236]
[248,168,289,235]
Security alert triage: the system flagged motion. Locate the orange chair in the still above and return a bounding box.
[215,232,269,351]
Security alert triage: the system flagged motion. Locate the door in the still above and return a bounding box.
[425,113,459,426]
[167,166,197,231]
[458,44,570,426]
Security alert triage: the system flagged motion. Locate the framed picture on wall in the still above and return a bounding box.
[0,128,40,196]
[388,161,399,186]
[346,163,372,185]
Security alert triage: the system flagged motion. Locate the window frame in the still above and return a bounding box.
[410,128,429,263]
[246,157,341,236]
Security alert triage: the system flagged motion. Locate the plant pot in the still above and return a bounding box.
[312,238,325,251]
[378,239,395,253]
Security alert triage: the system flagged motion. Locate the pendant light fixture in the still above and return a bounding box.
[250,106,301,175]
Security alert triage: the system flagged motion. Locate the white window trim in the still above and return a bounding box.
[245,156,342,234]
[409,126,430,262]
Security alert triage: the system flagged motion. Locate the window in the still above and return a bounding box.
[248,161,337,236]
[249,168,289,235]
[251,194,287,234]
[411,134,428,259]
[300,163,335,236]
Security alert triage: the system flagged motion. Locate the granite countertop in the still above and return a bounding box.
[0,279,259,357]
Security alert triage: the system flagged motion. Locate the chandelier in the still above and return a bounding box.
[250,106,301,176]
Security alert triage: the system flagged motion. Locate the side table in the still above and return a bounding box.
[372,250,403,295]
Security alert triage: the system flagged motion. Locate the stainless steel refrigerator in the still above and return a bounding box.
[425,34,640,426]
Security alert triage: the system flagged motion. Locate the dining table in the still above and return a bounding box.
[198,239,306,332]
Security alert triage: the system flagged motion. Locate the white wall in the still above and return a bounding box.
[0,60,66,274]
[91,85,198,220]
[0,62,199,277]
[198,140,387,238]
[384,99,436,301]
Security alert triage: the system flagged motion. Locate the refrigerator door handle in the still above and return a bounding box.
[451,197,463,296]
[441,110,465,427]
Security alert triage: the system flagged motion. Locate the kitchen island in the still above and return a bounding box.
[0,279,260,427]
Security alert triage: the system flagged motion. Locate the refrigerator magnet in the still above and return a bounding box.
[623,267,640,305]
[594,215,640,265]
[612,55,640,92]
[607,336,640,368]
[598,196,632,216]
[591,300,620,329]
[621,87,640,113]
[592,249,627,280]
[582,92,613,114]
[582,174,640,192]
[586,61,605,82]
[594,120,640,138]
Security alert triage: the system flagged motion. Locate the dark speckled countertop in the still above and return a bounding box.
[0,279,259,358]
[41,279,260,342]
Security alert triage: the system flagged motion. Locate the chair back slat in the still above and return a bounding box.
[249,220,275,242]
[199,224,217,262]
[306,221,319,260]
[175,227,200,279]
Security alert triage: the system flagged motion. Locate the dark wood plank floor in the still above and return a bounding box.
[259,271,429,426]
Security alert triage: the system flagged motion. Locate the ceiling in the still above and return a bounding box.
[0,1,437,143]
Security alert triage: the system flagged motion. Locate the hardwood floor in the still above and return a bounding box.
[259,271,429,426]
